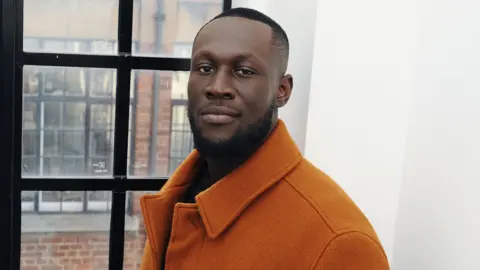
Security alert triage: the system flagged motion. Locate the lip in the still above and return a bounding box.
[201,114,236,124]
[200,106,240,125]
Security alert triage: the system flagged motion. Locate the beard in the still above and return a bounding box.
[187,103,276,159]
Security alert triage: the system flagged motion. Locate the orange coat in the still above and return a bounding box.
[140,120,389,270]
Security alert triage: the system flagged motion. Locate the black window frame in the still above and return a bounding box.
[22,38,123,214]
[0,0,232,269]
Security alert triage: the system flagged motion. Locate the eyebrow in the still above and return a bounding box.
[192,50,269,69]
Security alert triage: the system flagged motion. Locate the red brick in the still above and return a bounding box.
[21,229,146,270]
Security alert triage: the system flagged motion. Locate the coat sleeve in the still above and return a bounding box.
[313,231,390,270]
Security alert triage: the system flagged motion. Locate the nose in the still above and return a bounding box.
[205,69,235,100]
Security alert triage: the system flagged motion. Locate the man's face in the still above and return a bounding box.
[187,17,290,158]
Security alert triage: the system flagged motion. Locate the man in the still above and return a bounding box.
[140,7,389,270]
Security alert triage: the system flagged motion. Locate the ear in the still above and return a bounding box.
[276,74,293,108]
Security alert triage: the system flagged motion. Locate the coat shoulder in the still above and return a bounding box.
[283,159,380,241]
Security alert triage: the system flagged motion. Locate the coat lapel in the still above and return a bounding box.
[196,120,302,238]
[140,151,201,269]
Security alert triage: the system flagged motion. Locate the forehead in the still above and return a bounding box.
[193,17,273,61]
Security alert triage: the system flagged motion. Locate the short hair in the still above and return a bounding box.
[195,7,290,75]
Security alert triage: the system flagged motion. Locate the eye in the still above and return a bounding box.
[234,67,256,76]
[197,64,215,74]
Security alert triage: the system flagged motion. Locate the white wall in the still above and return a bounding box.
[304,0,425,261]
[233,0,480,268]
[392,0,480,269]
[232,0,317,154]
[234,0,410,262]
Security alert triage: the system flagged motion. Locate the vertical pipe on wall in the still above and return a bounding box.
[148,0,164,176]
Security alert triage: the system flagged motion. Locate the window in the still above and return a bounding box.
[173,43,193,58]
[1,0,230,269]
[22,62,119,213]
[169,103,193,174]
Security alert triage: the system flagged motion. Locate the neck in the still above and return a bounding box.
[204,118,279,183]
[205,156,249,183]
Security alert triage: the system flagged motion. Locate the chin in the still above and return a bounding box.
[197,122,238,137]
[200,132,234,144]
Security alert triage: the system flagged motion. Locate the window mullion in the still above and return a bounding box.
[108,0,134,268]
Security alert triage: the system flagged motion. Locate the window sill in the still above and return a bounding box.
[21,213,141,233]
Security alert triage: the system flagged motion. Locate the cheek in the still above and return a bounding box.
[242,102,272,125]
[243,89,274,114]
[186,82,196,100]
[187,75,204,96]
[187,88,203,111]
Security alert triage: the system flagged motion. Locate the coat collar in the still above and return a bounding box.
[196,120,302,238]
[140,120,302,261]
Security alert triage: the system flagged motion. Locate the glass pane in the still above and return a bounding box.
[22,158,37,176]
[63,131,85,155]
[90,158,112,176]
[23,67,39,95]
[23,131,37,156]
[24,0,118,54]
[132,0,223,57]
[170,105,193,159]
[23,102,37,129]
[44,102,62,128]
[21,191,36,212]
[90,69,116,97]
[88,191,112,211]
[61,191,83,202]
[39,190,84,212]
[42,191,60,202]
[39,66,86,96]
[127,104,133,174]
[65,68,86,96]
[91,41,117,55]
[42,157,62,175]
[64,158,87,175]
[91,104,115,129]
[129,70,192,177]
[41,191,83,202]
[64,103,86,128]
[22,191,36,202]
[90,131,113,157]
[43,131,62,156]
[124,191,156,269]
[88,191,111,201]
[21,191,111,269]
[42,157,87,177]
[24,37,40,51]
[22,66,117,177]
[43,67,65,95]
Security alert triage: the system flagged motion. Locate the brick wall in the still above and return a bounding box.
[21,230,146,270]
[154,72,174,176]
[132,47,173,177]
[135,70,174,177]
[21,190,151,270]
[132,70,154,176]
